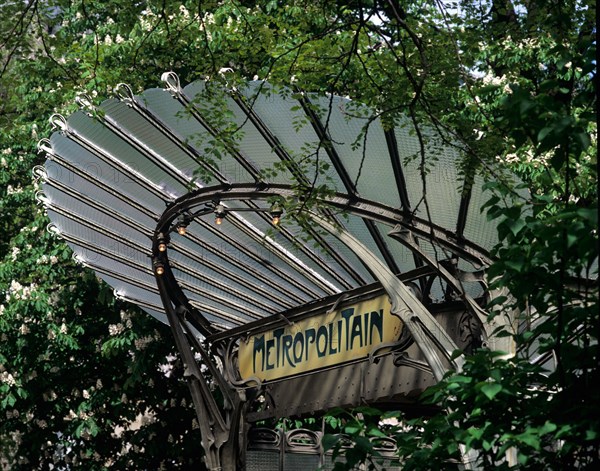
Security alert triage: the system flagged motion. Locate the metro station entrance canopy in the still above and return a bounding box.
[37,73,514,470]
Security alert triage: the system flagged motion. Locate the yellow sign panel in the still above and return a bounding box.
[238,294,402,382]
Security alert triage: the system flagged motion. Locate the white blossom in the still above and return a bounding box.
[179,4,190,19]
[1,371,17,386]
[10,247,20,261]
[7,185,23,195]
[9,279,22,293]
[37,254,49,264]
[203,12,215,24]
[482,73,505,86]
[379,416,400,426]
[158,362,174,377]
[108,323,124,336]
[135,335,153,350]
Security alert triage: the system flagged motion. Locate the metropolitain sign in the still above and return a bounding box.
[238,294,403,382]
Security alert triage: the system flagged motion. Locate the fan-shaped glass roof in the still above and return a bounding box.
[38,74,503,337]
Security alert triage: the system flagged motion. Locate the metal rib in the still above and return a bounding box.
[100,111,205,191]
[168,242,301,308]
[221,210,340,295]
[185,219,329,299]
[46,204,150,254]
[175,275,266,321]
[113,95,231,185]
[456,180,473,239]
[228,91,368,287]
[43,178,154,238]
[56,128,173,202]
[297,93,401,274]
[174,87,264,183]
[383,128,426,275]
[51,206,288,315]
[44,151,159,220]
[187,299,249,328]
[384,129,411,210]
[231,199,356,291]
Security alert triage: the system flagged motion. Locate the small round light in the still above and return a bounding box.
[158,242,167,252]
[177,225,187,236]
[155,265,165,275]
[214,204,226,225]
[270,204,283,225]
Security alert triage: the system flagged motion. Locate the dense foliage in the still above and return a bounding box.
[1,0,597,469]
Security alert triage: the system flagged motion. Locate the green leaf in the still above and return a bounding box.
[450,375,473,384]
[481,383,502,400]
[504,259,525,272]
[539,421,557,435]
[321,434,340,452]
[516,431,541,450]
[506,218,526,236]
[537,126,553,142]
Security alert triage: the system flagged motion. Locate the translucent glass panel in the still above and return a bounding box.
[313,95,402,208]
[395,124,464,232]
[42,77,505,333]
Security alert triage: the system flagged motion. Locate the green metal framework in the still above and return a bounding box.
[37,73,519,470]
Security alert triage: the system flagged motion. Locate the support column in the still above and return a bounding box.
[156,275,246,471]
